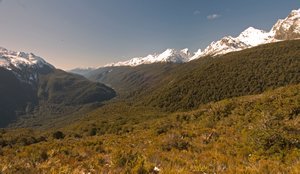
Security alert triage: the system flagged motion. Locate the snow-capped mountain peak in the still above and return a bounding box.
[195,26,276,58]
[0,47,54,84]
[105,48,190,67]
[289,8,300,18]
[198,36,248,57]
[237,27,273,46]
[102,9,300,67]
[190,9,300,60]
[180,48,189,55]
[0,47,53,70]
[157,49,176,61]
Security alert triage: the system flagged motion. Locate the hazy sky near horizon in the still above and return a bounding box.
[0,0,298,70]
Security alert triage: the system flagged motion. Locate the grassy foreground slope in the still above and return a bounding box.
[0,84,299,173]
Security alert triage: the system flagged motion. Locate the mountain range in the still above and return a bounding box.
[1,8,300,129]
[66,9,300,106]
[71,8,300,71]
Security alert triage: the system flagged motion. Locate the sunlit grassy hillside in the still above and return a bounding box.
[1,84,299,173]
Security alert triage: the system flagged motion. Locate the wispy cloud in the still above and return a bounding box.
[207,14,221,20]
[193,10,201,15]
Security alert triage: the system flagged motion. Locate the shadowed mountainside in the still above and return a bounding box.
[0,67,116,128]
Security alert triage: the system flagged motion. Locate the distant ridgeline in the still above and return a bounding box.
[83,40,300,111]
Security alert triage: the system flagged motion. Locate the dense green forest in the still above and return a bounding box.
[145,40,300,111]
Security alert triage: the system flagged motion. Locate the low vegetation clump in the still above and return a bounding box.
[52,131,65,139]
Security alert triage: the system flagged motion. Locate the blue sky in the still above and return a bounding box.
[0,0,298,69]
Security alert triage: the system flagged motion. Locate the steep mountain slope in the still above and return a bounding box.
[0,47,116,128]
[86,63,180,97]
[38,70,115,105]
[146,40,300,111]
[0,68,37,127]
[272,9,300,40]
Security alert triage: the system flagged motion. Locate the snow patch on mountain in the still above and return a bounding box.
[189,49,202,61]
[0,57,9,67]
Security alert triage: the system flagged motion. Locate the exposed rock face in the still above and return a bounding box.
[272,9,300,40]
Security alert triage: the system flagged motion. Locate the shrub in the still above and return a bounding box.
[40,151,48,162]
[52,131,65,139]
[162,135,190,151]
[114,150,139,167]
[0,139,7,147]
[156,123,174,135]
[98,157,106,166]
[36,136,47,142]
[0,129,6,134]
[89,128,97,136]
[132,160,149,174]
[18,136,38,146]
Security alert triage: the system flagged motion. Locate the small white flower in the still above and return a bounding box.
[154,166,160,172]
